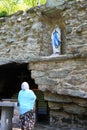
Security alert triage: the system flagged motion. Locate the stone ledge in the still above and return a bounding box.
[29,54,87,63]
[0,54,85,66]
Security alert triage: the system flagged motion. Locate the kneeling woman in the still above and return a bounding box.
[18,82,37,130]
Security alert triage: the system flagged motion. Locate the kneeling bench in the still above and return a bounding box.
[0,101,15,130]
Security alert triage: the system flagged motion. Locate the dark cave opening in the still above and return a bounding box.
[0,62,49,124]
[0,63,38,99]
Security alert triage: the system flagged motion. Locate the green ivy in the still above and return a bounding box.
[0,10,8,17]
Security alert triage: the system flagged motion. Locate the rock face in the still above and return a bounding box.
[29,55,87,126]
[46,0,65,8]
[0,0,87,127]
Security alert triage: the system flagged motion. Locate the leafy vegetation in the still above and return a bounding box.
[0,0,46,17]
[0,10,8,17]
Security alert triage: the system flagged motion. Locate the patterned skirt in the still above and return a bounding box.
[19,110,35,130]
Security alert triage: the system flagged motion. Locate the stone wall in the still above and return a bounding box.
[29,55,87,126]
[0,7,53,65]
[0,0,86,65]
[62,0,87,55]
[30,56,87,98]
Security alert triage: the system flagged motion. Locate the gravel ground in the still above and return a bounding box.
[12,123,87,130]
